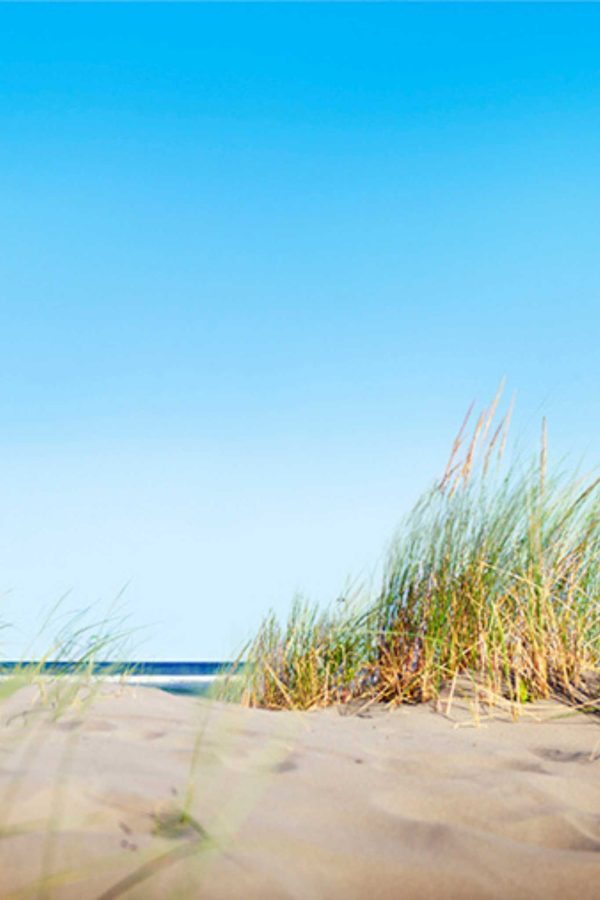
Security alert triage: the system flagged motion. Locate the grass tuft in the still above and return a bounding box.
[240,390,600,712]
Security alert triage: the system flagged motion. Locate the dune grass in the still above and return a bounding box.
[0,598,135,718]
[239,392,600,711]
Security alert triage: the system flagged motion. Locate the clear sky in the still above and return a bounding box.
[1,4,599,660]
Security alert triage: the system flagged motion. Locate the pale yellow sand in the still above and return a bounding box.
[0,685,598,899]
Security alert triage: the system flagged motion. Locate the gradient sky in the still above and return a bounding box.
[1,4,599,659]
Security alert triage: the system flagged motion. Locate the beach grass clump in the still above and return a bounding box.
[376,423,600,706]
[238,596,372,710]
[241,390,600,711]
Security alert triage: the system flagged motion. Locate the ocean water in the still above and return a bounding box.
[0,661,233,696]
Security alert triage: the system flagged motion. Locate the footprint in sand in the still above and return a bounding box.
[534,748,598,764]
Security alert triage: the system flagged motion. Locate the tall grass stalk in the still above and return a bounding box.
[241,393,600,710]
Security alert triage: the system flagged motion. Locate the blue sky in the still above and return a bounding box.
[1,4,599,659]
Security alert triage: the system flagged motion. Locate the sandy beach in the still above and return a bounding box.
[0,685,597,899]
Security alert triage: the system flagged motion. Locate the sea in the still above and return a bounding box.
[0,661,232,696]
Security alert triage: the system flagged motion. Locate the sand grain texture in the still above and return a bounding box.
[0,685,598,899]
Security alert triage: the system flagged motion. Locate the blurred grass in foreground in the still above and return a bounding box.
[0,597,134,717]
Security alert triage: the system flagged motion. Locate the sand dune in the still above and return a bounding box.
[0,685,598,899]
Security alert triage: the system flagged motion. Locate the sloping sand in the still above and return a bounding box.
[0,684,598,899]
